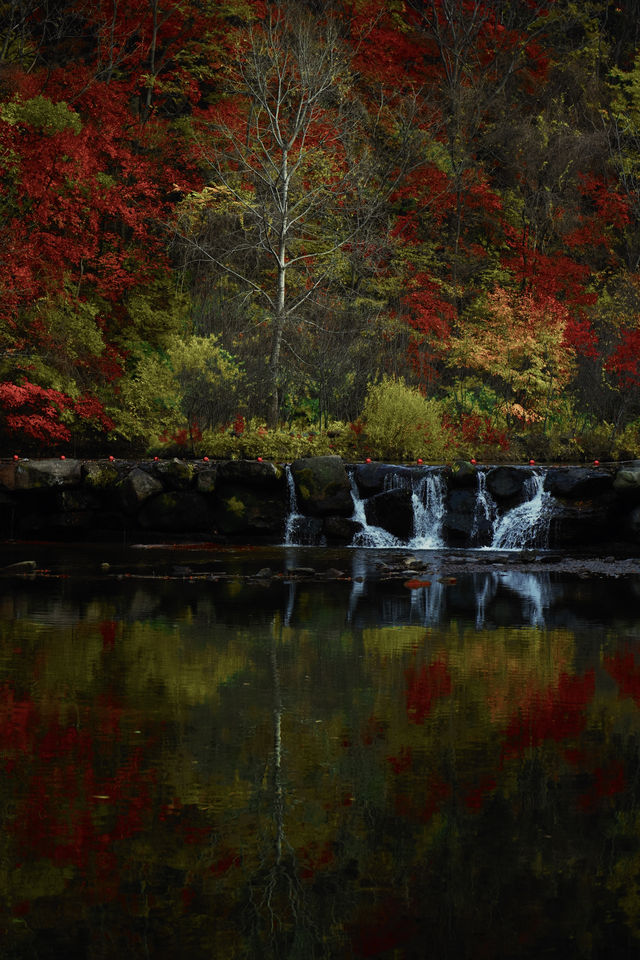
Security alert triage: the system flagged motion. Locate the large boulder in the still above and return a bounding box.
[290,456,352,516]
[443,488,477,544]
[549,495,616,547]
[544,467,613,498]
[151,458,195,490]
[353,462,414,496]
[216,459,283,489]
[118,468,163,512]
[449,460,478,488]
[82,461,120,491]
[323,515,363,544]
[364,488,414,540]
[486,466,527,501]
[614,464,640,497]
[14,458,82,489]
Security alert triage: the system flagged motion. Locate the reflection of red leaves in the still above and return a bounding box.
[462,775,497,812]
[386,746,412,774]
[502,670,595,757]
[579,762,625,812]
[100,620,117,650]
[403,579,431,589]
[352,897,419,958]
[361,714,386,745]
[395,774,452,823]
[405,660,452,724]
[604,651,640,705]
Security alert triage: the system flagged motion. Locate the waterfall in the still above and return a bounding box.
[490,472,553,550]
[409,470,445,549]
[471,471,497,546]
[349,472,401,548]
[348,468,447,549]
[284,466,323,546]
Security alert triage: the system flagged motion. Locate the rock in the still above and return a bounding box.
[1,560,36,573]
[449,460,478,487]
[353,462,413,496]
[138,491,214,533]
[323,515,362,543]
[214,484,286,535]
[545,467,613,498]
[255,567,273,578]
[549,496,616,546]
[614,465,640,493]
[217,459,283,488]
[626,505,640,537]
[364,488,414,539]
[58,489,101,512]
[15,458,81,489]
[195,468,217,494]
[118,468,163,512]
[152,458,194,490]
[290,456,352,516]
[486,466,527,501]
[0,463,17,490]
[443,488,477,543]
[82,461,120,490]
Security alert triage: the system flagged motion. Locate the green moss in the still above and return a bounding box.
[225,496,246,517]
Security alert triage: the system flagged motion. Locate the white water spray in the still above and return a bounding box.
[410,471,446,549]
[490,472,553,550]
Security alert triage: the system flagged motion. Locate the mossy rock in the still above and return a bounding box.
[214,483,286,534]
[290,456,352,516]
[152,457,195,490]
[82,461,120,490]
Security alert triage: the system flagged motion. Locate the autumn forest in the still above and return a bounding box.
[3,0,640,462]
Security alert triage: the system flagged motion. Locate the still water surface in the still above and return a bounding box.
[2,546,640,958]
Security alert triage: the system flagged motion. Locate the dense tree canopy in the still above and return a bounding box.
[1,0,640,459]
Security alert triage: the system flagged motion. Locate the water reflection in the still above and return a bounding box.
[2,559,640,958]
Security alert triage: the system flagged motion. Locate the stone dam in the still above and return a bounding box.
[2,455,640,550]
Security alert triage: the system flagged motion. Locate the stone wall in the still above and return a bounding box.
[1,455,640,548]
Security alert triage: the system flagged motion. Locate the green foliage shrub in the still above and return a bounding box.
[360,377,449,462]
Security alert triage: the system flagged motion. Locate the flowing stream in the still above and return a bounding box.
[285,466,555,550]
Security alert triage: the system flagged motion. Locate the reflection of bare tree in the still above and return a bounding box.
[243,615,319,957]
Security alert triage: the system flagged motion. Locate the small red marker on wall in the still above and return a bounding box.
[13,454,18,461]
[154,456,158,461]
[529,459,535,465]
[109,455,114,461]
[470,458,477,465]
[60,455,65,460]
[366,457,371,463]
[417,458,423,464]
[203,456,209,462]
[594,459,600,466]
[257,457,263,462]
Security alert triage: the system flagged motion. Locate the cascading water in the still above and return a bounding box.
[349,472,401,548]
[471,471,497,546]
[284,466,324,546]
[410,471,445,549]
[348,468,447,548]
[490,472,553,550]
